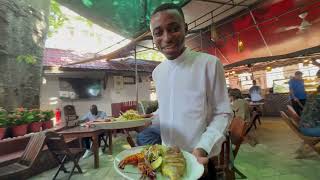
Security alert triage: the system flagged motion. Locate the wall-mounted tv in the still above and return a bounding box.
[59,78,102,99]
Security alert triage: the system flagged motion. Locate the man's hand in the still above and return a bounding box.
[192,148,209,165]
[192,148,209,176]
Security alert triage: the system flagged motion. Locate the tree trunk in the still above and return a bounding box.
[0,0,50,111]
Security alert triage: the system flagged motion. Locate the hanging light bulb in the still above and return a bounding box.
[238,34,245,53]
[211,23,219,42]
[266,66,272,72]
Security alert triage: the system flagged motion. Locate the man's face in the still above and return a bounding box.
[90,105,98,115]
[150,9,187,60]
[295,74,302,80]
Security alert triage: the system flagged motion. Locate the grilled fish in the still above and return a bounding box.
[161,147,186,180]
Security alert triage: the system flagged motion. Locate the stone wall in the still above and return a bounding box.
[0,0,50,111]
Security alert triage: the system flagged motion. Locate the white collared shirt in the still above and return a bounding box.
[152,48,231,157]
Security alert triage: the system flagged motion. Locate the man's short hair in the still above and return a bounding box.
[229,88,242,99]
[151,3,185,20]
[295,71,303,76]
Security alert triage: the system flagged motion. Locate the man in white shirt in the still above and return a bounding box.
[150,3,231,179]
[249,80,263,102]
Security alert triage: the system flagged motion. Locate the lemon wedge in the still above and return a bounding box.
[151,156,163,170]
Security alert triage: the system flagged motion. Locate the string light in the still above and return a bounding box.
[266,66,272,72]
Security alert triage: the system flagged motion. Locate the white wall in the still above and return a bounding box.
[40,71,152,120]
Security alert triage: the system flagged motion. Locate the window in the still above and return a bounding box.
[298,63,319,77]
[266,67,284,88]
[238,72,252,90]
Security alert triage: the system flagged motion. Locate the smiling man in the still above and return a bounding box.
[150,3,231,179]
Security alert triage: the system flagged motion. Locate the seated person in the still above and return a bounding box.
[299,85,320,137]
[136,109,161,146]
[80,105,108,159]
[249,80,263,102]
[229,88,258,146]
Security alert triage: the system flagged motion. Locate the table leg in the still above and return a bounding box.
[108,131,112,155]
[92,135,99,168]
[124,129,136,147]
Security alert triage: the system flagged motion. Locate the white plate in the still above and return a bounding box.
[92,118,151,130]
[113,146,204,180]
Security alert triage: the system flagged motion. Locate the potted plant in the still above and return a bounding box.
[28,109,43,133]
[41,110,54,130]
[8,108,29,137]
[0,108,8,140]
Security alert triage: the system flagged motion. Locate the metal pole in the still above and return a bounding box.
[200,30,203,51]
[134,46,138,109]
[249,10,273,56]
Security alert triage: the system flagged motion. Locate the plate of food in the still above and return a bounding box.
[114,145,204,180]
[91,110,152,129]
[115,110,147,121]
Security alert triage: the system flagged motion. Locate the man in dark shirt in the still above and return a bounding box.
[288,71,307,115]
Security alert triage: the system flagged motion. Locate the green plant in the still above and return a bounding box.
[41,110,54,122]
[7,108,41,126]
[16,55,38,65]
[0,108,8,128]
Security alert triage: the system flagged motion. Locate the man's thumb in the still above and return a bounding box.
[197,156,209,165]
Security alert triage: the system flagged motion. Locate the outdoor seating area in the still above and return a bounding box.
[1,0,320,180]
[24,118,319,180]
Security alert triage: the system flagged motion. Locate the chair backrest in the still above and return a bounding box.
[19,132,46,167]
[280,111,304,138]
[120,101,137,112]
[45,131,71,156]
[111,101,137,117]
[111,103,122,117]
[229,117,247,157]
[287,105,300,124]
[63,105,77,117]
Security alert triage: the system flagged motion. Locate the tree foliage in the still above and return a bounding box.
[16,55,38,65]
[137,50,165,62]
[48,0,68,37]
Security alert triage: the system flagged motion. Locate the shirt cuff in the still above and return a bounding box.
[195,131,226,157]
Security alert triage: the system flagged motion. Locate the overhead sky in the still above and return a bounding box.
[45,6,130,55]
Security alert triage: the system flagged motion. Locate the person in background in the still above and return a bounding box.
[150,3,231,179]
[136,109,161,146]
[229,88,258,146]
[299,72,320,137]
[80,105,108,159]
[288,71,307,115]
[249,80,263,102]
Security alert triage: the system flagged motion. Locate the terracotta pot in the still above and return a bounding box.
[29,122,43,132]
[42,121,53,130]
[0,127,6,140]
[12,124,28,137]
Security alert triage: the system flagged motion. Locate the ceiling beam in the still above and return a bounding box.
[196,0,248,7]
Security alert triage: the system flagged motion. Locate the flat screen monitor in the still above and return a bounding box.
[59,78,102,99]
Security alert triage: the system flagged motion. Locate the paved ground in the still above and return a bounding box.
[30,117,320,180]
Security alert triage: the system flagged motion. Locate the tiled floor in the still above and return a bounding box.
[29,117,320,180]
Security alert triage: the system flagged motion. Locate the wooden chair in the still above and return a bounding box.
[286,105,300,125]
[280,111,320,156]
[45,131,85,180]
[229,117,248,179]
[213,117,247,180]
[0,132,46,180]
[245,111,258,136]
[63,105,79,127]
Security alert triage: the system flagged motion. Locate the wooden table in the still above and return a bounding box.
[58,127,105,169]
[91,118,152,154]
